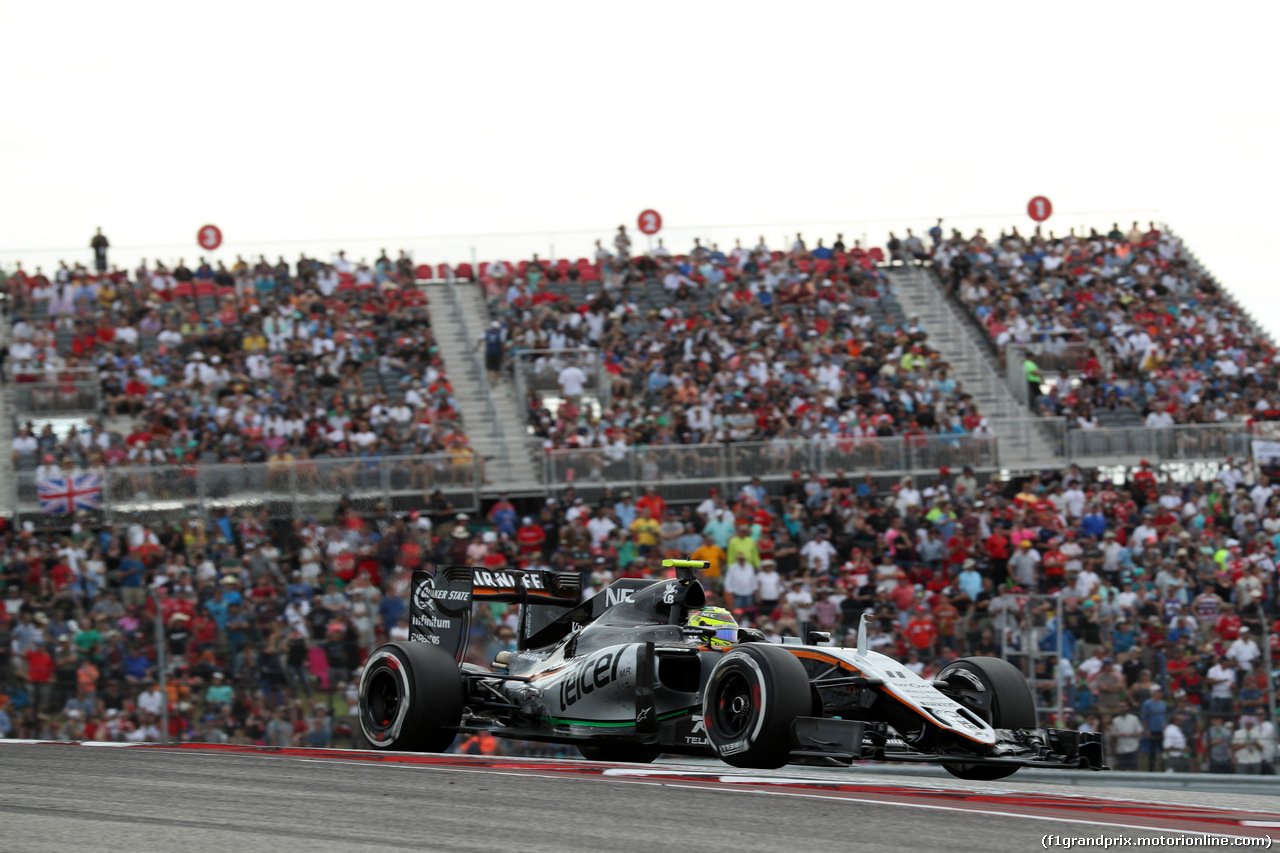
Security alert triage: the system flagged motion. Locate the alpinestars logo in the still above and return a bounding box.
[636,707,652,724]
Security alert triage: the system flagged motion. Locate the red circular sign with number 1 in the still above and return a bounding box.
[1027,196,1053,222]
[637,209,662,235]
[198,224,223,250]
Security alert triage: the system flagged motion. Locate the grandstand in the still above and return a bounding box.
[0,222,1268,522]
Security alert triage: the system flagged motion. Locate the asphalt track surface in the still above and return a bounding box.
[1,743,1278,853]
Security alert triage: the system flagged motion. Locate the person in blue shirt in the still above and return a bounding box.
[117,554,145,608]
[811,240,833,260]
[123,649,152,682]
[1081,509,1108,538]
[487,496,517,537]
[379,594,406,634]
[1139,686,1169,771]
[204,590,229,631]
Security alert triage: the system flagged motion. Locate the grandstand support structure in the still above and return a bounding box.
[888,265,1060,469]
[432,279,540,494]
[0,317,14,516]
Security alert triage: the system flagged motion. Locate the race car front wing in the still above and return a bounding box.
[791,717,1107,770]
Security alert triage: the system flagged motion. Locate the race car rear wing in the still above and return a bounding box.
[407,566,583,661]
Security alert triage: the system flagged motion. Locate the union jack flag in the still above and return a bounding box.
[36,472,103,514]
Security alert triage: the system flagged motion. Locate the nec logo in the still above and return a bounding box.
[604,587,636,608]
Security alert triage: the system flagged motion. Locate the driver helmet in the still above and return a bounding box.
[687,606,738,648]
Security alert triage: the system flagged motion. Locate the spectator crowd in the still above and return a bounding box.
[3,249,484,494]
[1,225,1276,774]
[936,220,1280,431]
[467,231,1001,478]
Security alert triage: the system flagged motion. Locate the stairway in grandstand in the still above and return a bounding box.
[888,266,1060,470]
[429,281,540,492]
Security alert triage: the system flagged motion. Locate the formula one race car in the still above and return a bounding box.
[358,560,1106,777]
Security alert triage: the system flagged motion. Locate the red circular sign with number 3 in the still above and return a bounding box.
[1026,196,1053,222]
[198,224,223,251]
[637,209,662,235]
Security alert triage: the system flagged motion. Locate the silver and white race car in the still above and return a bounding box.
[358,560,1105,776]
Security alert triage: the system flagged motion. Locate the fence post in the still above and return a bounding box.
[153,587,169,744]
[196,466,207,517]
[718,444,730,496]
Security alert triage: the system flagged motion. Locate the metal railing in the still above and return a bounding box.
[11,380,101,416]
[509,347,611,410]
[1064,421,1253,463]
[532,419,1255,497]
[14,454,481,523]
[1005,342,1102,407]
[538,434,1001,500]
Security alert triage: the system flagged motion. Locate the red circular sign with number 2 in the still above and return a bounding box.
[1027,196,1053,222]
[198,224,223,251]
[637,209,662,235]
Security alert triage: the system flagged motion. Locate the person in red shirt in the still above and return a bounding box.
[985,526,1012,585]
[48,558,76,591]
[1216,610,1242,643]
[1041,539,1067,591]
[635,486,667,521]
[26,639,55,716]
[1132,461,1158,506]
[904,608,938,656]
[516,518,546,560]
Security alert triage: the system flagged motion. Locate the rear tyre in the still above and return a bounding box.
[577,744,660,763]
[703,644,811,769]
[937,656,1036,781]
[359,642,464,752]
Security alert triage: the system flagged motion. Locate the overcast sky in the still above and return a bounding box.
[3,2,1276,333]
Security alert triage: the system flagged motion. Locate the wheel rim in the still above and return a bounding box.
[362,667,402,739]
[712,671,758,740]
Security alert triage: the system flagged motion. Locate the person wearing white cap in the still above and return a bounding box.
[1233,716,1265,774]
[1227,627,1261,677]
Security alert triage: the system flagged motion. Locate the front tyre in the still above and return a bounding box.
[359,642,464,752]
[703,644,811,769]
[937,656,1036,781]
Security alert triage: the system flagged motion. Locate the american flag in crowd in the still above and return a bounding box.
[36,472,103,514]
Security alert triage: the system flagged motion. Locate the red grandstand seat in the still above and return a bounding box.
[517,260,530,276]
[217,286,236,298]
[478,262,490,279]
[555,259,571,271]
[575,258,591,267]
[436,263,452,279]
[859,257,875,270]
[771,251,783,261]
[868,247,885,263]
[414,264,433,281]
[798,260,813,274]
[814,259,831,273]
[579,265,600,282]
[455,263,474,280]
[195,281,215,295]
[174,282,195,299]
[338,272,355,287]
